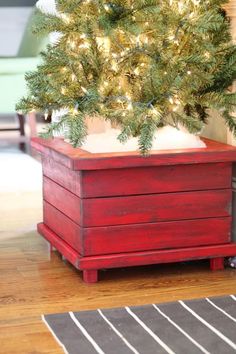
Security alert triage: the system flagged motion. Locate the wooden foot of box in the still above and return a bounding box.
[38,223,236,283]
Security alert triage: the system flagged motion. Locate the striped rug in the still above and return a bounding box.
[43,295,236,354]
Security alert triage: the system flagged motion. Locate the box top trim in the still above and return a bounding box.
[31,137,236,170]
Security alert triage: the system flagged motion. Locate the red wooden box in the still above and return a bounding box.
[32,137,236,283]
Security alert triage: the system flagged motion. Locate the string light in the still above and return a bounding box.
[61,13,71,24]
[111,60,118,72]
[81,86,88,94]
[79,42,90,49]
[187,70,192,75]
[127,102,133,110]
[96,36,110,55]
[72,108,78,115]
[68,40,76,49]
[178,1,184,13]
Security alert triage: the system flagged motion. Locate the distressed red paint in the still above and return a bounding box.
[32,137,236,283]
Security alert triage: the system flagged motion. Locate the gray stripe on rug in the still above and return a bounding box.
[101,307,167,353]
[43,295,236,354]
[72,309,139,353]
[206,296,236,318]
[44,312,101,354]
[159,299,235,353]
[182,298,236,343]
[129,304,204,354]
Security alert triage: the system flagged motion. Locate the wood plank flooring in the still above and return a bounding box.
[1,149,236,354]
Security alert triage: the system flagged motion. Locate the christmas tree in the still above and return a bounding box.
[17,0,236,154]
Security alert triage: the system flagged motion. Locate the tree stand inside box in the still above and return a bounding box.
[32,137,236,283]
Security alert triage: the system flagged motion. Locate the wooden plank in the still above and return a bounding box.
[83,217,231,256]
[42,158,231,198]
[37,222,236,273]
[79,243,236,270]
[83,189,232,227]
[37,223,81,269]
[31,137,89,169]
[43,201,83,254]
[82,163,232,198]
[42,156,82,197]
[31,137,236,171]
[43,176,82,223]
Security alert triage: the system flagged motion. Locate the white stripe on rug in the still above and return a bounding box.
[179,301,236,351]
[97,309,140,354]
[152,304,210,354]
[206,298,236,323]
[230,295,236,301]
[125,306,176,354]
[69,312,105,354]
[41,315,69,354]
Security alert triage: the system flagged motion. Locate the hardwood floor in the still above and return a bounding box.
[1,146,236,354]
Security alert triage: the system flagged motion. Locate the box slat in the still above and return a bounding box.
[42,157,232,198]
[42,201,231,256]
[83,189,232,227]
[43,177,232,227]
[43,202,83,254]
[83,217,231,256]
[82,162,232,198]
[42,156,82,197]
[43,176,81,224]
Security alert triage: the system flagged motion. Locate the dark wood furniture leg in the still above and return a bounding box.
[17,114,26,152]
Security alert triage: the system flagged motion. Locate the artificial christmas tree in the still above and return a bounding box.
[17,0,236,153]
[18,0,236,282]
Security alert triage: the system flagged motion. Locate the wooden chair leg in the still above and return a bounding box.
[210,257,224,271]
[83,270,98,283]
[17,113,26,151]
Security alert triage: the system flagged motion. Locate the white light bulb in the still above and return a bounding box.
[127,102,133,110]
[79,42,90,49]
[69,40,76,49]
[61,13,70,24]
[81,86,88,94]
